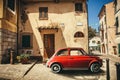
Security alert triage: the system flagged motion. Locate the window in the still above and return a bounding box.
[7,0,15,11]
[104,16,106,24]
[97,41,100,44]
[116,17,119,34]
[102,31,104,41]
[75,3,83,12]
[70,50,83,56]
[57,49,68,56]
[105,32,107,39]
[92,41,96,43]
[114,0,117,12]
[39,7,48,20]
[21,34,32,48]
[116,17,119,28]
[74,31,84,38]
[118,44,120,54]
[54,0,60,3]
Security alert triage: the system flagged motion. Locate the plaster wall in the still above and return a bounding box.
[19,1,88,57]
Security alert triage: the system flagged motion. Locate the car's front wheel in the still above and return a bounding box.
[90,63,100,73]
[51,63,62,73]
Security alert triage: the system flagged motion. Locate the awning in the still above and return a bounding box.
[38,24,59,32]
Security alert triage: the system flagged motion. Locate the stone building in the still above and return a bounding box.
[89,36,101,52]
[18,0,88,60]
[98,2,117,55]
[114,0,120,56]
[0,0,18,63]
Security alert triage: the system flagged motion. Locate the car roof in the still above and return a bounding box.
[58,47,83,50]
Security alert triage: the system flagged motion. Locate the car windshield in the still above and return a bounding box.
[80,49,88,55]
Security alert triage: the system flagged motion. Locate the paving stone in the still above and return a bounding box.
[0,53,120,80]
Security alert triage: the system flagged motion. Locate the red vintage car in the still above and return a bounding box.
[46,47,102,73]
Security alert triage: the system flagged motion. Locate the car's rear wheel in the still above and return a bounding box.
[51,63,62,73]
[90,63,100,73]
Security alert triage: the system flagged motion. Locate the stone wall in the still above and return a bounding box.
[0,28,17,64]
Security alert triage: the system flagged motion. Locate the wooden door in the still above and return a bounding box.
[44,34,55,58]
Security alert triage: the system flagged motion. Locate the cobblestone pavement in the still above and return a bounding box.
[0,63,33,80]
[0,53,119,80]
[22,63,106,80]
[92,51,120,80]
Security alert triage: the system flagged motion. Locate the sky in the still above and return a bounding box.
[87,0,113,31]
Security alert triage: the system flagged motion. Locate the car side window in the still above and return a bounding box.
[57,50,68,56]
[70,50,83,56]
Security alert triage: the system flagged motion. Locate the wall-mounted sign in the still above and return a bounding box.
[77,22,83,26]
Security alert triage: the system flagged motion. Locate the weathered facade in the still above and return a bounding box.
[114,0,120,56]
[19,0,88,60]
[0,0,18,63]
[98,2,117,55]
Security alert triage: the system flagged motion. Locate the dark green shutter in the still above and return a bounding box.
[118,44,120,54]
[22,35,30,48]
[7,0,15,11]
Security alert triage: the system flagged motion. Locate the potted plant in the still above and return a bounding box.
[17,53,30,64]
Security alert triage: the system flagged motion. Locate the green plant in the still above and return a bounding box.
[17,54,30,63]
[16,56,21,62]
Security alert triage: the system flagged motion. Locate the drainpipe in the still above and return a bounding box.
[17,0,20,55]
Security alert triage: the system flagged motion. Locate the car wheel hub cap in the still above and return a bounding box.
[93,64,99,72]
[53,66,59,71]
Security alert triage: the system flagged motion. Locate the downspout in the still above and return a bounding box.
[17,0,20,55]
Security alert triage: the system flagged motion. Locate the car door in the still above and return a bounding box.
[68,49,90,69]
[55,49,69,68]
